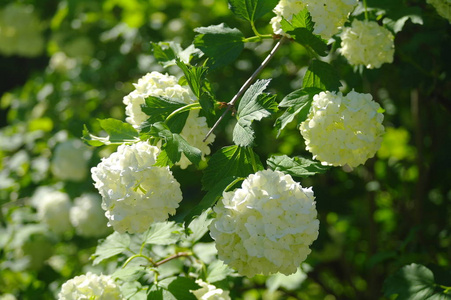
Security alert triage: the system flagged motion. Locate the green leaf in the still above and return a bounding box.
[206,260,234,283]
[91,232,131,265]
[176,60,208,98]
[302,60,341,92]
[199,89,217,127]
[151,41,202,67]
[228,0,278,22]
[184,176,243,225]
[83,119,139,146]
[140,96,186,127]
[383,14,423,34]
[194,23,244,68]
[383,263,451,300]
[274,87,322,136]
[143,221,181,245]
[112,266,147,282]
[158,277,200,300]
[149,122,202,166]
[267,155,329,177]
[233,79,278,147]
[202,145,263,191]
[185,209,213,244]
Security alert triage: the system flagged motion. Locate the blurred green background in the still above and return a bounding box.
[1,0,451,299]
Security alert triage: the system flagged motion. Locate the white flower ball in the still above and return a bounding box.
[340,20,395,69]
[210,170,319,277]
[300,90,385,168]
[271,0,358,40]
[33,189,72,235]
[51,139,92,181]
[123,71,215,168]
[70,193,111,238]
[191,279,231,300]
[427,0,451,23]
[58,272,124,300]
[91,141,183,234]
[0,3,44,57]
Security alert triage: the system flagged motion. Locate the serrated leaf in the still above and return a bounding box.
[302,60,341,92]
[228,0,278,22]
[233,79,278,147]
[112,266,147,282]
[383,263,451,300]
[202,145,263,191]
[140,96,186,126]
[194,23,244,68]
[176,60,208,99]
[185,209,213,243]
[184,176,243,225]
[83,119,139,146]
[206,260,234,283]
[143,221,181,245]
[120,281,145,300]
[91,232,131,265]
[158,277,199,300]
[383,14,423,34]
[280,8,314,32]
[151,41,202,67]
[267,155,329,177]
[149,122,202,166]
[199,89,217,127]
[274,87,322,136]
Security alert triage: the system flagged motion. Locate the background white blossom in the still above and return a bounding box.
[210,170,319,277]
[51,139,92,182]
[70,193,111,238]
[300,90,385,168]
[91,141,183,233]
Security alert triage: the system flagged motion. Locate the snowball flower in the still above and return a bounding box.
[91,141,183,234]
[33,189,72,235]
[51,139,92,181]
[427,0,451,23]
[58,272,124,300]
[70,193,111,238]
[340,20,395,69]
[210,170,319,277]
[300,90,385,168]
[191,280,231,300]
[271,0,358,40]
[0,3,44,57]
[123,71,215,168]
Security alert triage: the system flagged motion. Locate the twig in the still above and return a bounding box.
[155,252,192,267]
[202,36,287,142]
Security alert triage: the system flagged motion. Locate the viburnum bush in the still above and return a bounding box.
[1,0,451,299]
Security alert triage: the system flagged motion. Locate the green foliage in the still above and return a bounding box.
[233,79,278,147]
[143,222,182,246]
[83,119,139,146]
[302,60,342,91]
[91,232,131,265]
[228,0,278,22]
[267,155,329,178]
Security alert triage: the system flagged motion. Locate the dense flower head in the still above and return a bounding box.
[210,170,319,277]
[58,272,124,300]
[123,71,215,168]
[271,0,358,39]
[0,3,44,57]
[340,20,395,69]
[427,0,451,23]
[191,280,231,300]
[70,193,111,238]
[51,139,92,181]
[300,90,384,168]
[32,189,72,235]
[91,141,183,233]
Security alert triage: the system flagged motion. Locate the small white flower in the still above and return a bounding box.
[91,141,183,234]
[340,20,395,69]
[271,0,358,40]
[300,90,385,168]
[58,272,124,300]
[191,279,231,300]
[70,193,111,238]
[123,72,215,168]
[210,170,319,277]
[51,139,92,182]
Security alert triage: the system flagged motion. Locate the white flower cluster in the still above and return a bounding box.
[123,71,215,168]
[51,139,92,182]
[58,272,124,300]
[70,193,111,238]
[0,3,44,57]
[340,20,395,69]
[49,52,78,73]
[210,170,319,277]
[300,90,385,168]
[32,188,72,235]
[191,280,231,300]
[91,141,183,234]
[271,0,358,39]
[427,0,451,23]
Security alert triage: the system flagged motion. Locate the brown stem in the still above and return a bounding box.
[154,252,192,267]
